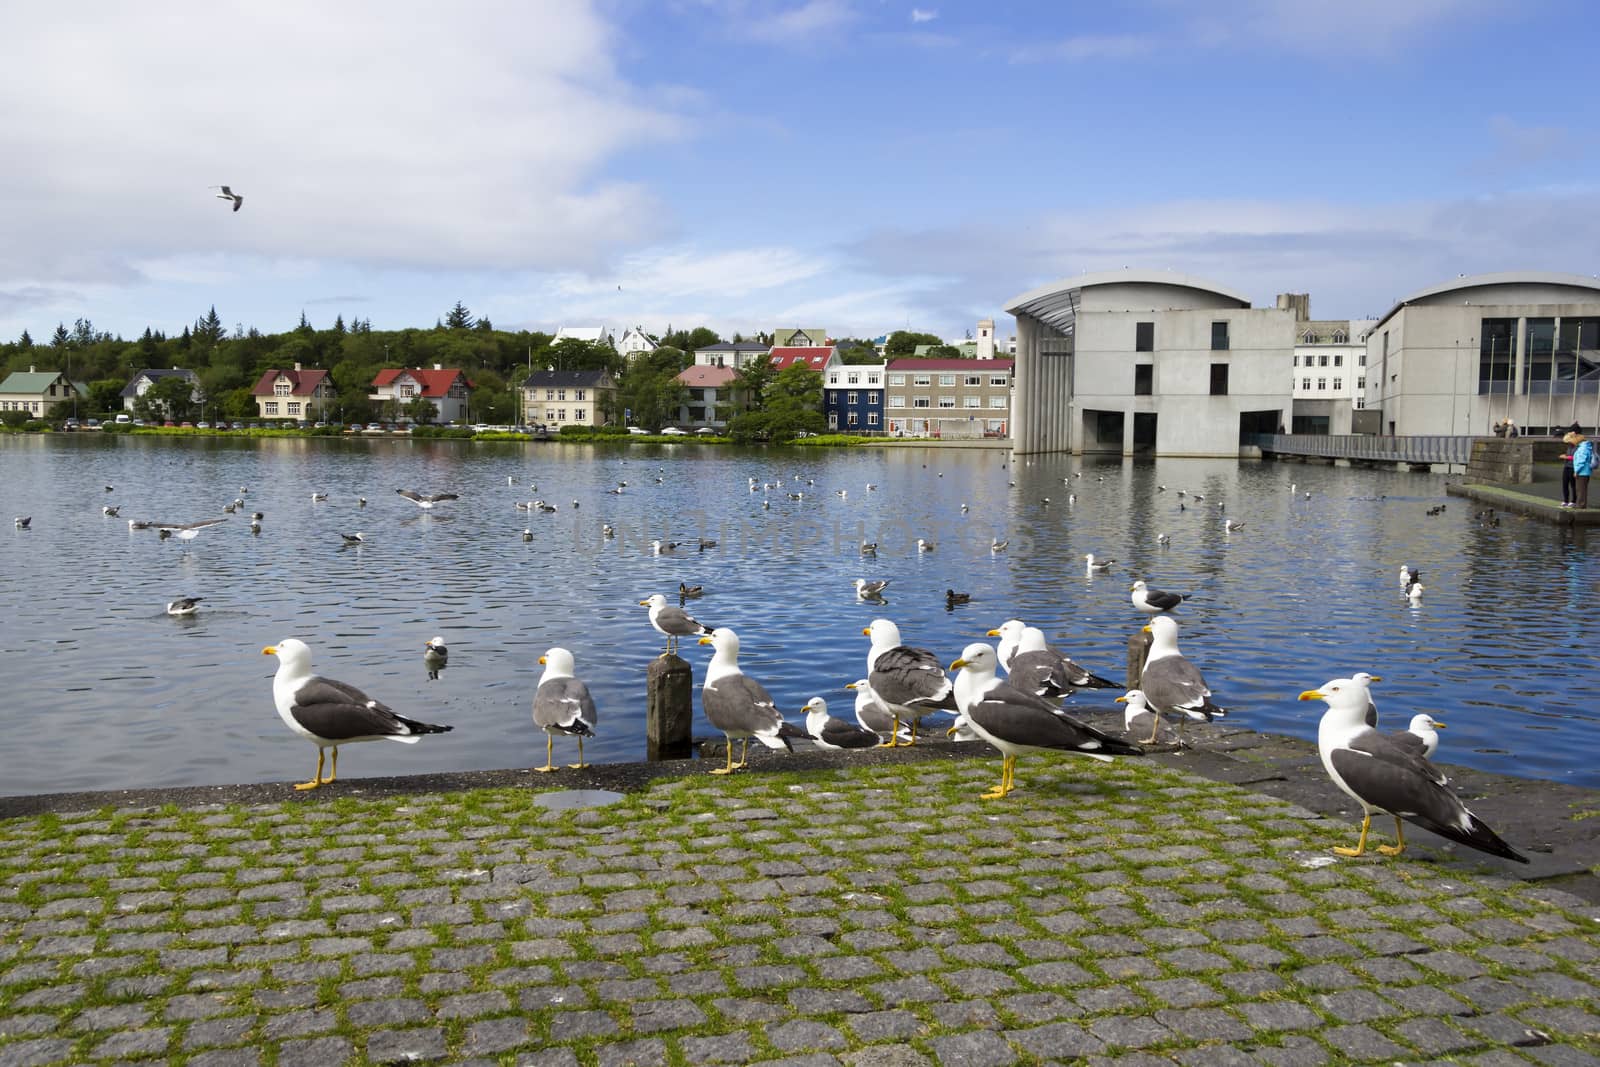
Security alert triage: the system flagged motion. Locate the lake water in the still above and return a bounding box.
[2,433,1597,796]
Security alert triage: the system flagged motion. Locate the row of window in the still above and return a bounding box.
[825,373,884,387]
[884,396,1008,409]
[0,401,44,411]
[1136,321,1232,352]
[1294,353,1359,367]
[541,408,586,422]
[539,389,587,401]
[261,402,304,416]
[828,412,882,427]
[883,374,1009,387]
[1299,378,1344,391]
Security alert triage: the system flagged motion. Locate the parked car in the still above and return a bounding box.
[347,423,364,432]
[660,427,689,436]
[627,426,649,435]
[195,422,210,429]
[114,413,131,424]
[62,419,80,430]
[695,427,718,436]
[84,419,100,429]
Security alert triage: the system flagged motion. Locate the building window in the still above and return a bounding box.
[847,372,859,384]
[1333,330,1347,343]
[1355,397,1366,409]
[867,373,880,385]
[939,374,956,386]
[847,391,858,404]
[1293,355,1300,367]
[274,381,291,396]
[964,396,980,408]
[264,402,279,415]
[868,412,879,426]
[575,389,586,401]
[288,402,301,415]
[557,409,567,421]
[1134,364,1153,395]
[545,408,556,420]
[400,385,415,398]
[546,389,555,401]
[1317,378,1327,390]
[912,396,931,408]
[1302,378,1312,390]
[938,396,956,409]
[888,395,904,408]
[1318,354,1329,367]
[1358,353,1366,367]
[1136,321,1154,352]
[990,376,1007,386]
[1332,378,1342,390]
[1333,354,1342,367]
[1357,376,1365,390]
[847,412,858,427]
[964,375,980,386]
[888,373,905,385]
[1211,321,1230,351]
[1210,363,1229,395]
[914,375,931,386]
[989,396,1006,409]
[574,408,585,421]
[557,389,567,401]
[868,393,879,405]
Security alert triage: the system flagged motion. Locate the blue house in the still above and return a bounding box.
[823,362,887,434]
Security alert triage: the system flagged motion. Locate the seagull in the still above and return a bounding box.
[311,493,328,502]
[853,578,889,600]
[522,528,533,542]
[1116,690,1164,743]
[153,518,228,542]
[1406,582,1425,604]
[801,696,879,750]
[844,678,907,745]
[990,538,1009,552]
[213,185,243,212]
[1399,565,1418,589]
[603,524,615,538]
[1130,579,1190,614]
[165,597,203,617]
[650,540,681,555]
[1084,553,1115,574]
[1399,713,1446,760]
[949,643,1143,800]
[102,506,120,517]
[424,636,448,680]
[14,516,31,529]
[396,489,459,509]
[916,538,935,553]
[340,532,365,545]
[262,639,453,790]
[992,624,1118,699]
[532,647,597,772]
[1156,533,1171,545]
[640,593,712,656]
[864,618,959,745]
[1139,616,1226,744]
[105,485,115,493]
[1224,519,1245,533]
[1299,679,1526,862]
[697,628,804,774]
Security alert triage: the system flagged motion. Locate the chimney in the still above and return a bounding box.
[433,364,442,371]
[293,362,302,372]
[29,365,35,373]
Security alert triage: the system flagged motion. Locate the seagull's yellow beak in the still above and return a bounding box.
[845,682,859,690]
[1368,675,1384,683]
[1114,695,1128,704]
[698,635,714,646]
[1298,690,1324,701]
[262,646,276,656]
[985,629,1002,637]
[949,658,967,670]
[1432,719,1447,729]
[1141,625,1152,634]
[638,599,651,606]
[861,626,871,636]
[538,655,547,665]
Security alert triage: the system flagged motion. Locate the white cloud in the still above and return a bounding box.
[910,8,938,23]
[0,1,688,292]
[710,0,858,41]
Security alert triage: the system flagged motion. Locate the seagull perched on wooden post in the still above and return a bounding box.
[212,185,243,212]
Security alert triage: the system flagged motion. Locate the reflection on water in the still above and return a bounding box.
[1,432,1595,795]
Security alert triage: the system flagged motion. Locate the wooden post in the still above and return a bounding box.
[646,653,693,761]
[1126,628,1152,689]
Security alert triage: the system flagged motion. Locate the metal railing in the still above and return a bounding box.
[1246,434,1475,465]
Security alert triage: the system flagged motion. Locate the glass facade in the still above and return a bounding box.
[1478,318,1516,393]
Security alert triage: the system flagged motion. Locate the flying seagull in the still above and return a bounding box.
[153,517,228,541]
[396,489,460,509]
[213,185,243,212]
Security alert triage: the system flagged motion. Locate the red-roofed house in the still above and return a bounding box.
[767,346,839,375]
[252,364,334,422]
[884,358,1014,438]
[673,364,743,430]
[370,365,474,425]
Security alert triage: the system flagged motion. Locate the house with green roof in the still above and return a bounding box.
[0,367,84,419]
[773,327,827,348]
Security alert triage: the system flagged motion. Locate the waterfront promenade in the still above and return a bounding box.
[3,732,1597,1066]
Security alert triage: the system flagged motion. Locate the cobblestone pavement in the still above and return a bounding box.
[2,755,1598,1066]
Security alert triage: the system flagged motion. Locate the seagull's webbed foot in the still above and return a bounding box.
[535,736,558,772]
[1376,818,1405,856]
[296,750,327,790]
[1333,815,1373,857]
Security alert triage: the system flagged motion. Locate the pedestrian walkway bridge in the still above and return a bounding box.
[1247,433,1475,467]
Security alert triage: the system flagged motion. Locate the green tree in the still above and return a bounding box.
[884,330,944,358]
[86,379,124,416]
[767,364,823,409]
[833,338,882,364]
[732,353,777,410]
[133,375,198,422]
[195,306,225,346]
[17,329,32,350]
[51,324,69,349]
[924,344,962,359]
[403,397,438,425]
[445,302,476,330]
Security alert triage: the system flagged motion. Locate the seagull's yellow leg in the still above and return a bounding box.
[325,747,338,784]
[710,739,735,775]
[1377,816,1406,856]
[1333,814,1373,857]
[568,735,588,770]
[981,755,1013,800]
[536,734,557,773]
[883,715,904,747]
[1143,717,1162,745]
[735,738,750,770]
[906,718,919,746]
[295,749,325,791]
[1006,755,1016,794]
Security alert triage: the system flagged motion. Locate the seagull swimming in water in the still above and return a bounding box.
[212,185,243,212]
[166,597,203,617]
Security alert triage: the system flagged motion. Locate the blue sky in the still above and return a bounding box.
[2,0,1596,344]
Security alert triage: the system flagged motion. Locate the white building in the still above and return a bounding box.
[1005,269,1294,456]
[616,327,657,360]
[693,341,770,370]
[1288,312,1375,434]
[554,326,613,346]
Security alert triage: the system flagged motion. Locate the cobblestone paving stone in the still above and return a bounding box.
[1,758,1597,1064]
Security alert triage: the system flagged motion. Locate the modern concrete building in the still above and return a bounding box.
[883,358,1013,439]
[823,362,886,433]
[1005,270,1294,456]
[1363,272,1600,436]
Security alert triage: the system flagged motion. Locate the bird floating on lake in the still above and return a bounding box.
[990,538,1008,552]
[397,489,459,509]
[916,538,935,553]
[165,597,202,617]
[14,516,31,529]
[424,636,448,680]
[212,185,243,211]
[1084,554,1115,574]
[154,518,228,542]
[102,505,119,517]
[340,532,364,545]
[678,582,704,600]
[945,589,972,606]
[853,578,889,600]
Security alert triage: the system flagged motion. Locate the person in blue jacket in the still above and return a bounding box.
[1573,431,1596,509]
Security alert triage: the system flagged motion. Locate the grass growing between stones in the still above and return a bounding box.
[1,755,1597,1065]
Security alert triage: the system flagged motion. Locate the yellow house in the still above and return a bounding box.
[251,364,335,421]
[521,370,617,428]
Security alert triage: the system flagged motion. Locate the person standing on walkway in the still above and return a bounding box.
[1561,430,1580,507]
[1574,431,1596,509]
